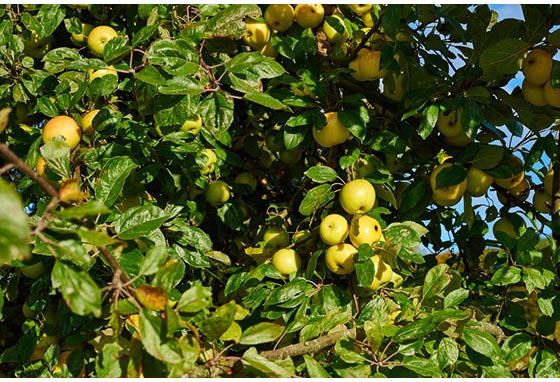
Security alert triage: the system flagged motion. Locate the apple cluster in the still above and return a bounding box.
[520,49,560,107]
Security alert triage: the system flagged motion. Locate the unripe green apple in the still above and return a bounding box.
[367,255,393,291]
[348,4,373,15]
[319,213,349,245]
[199,149,217,175]
[497,178,530,205]
[544,169,554,195]
[348,48,387,81]
[21,261,47,279]
[340,179,376,215]
[493,215,525,239]
[430,162,467,206]
[234,171,258,192]
[70,23,94,47]
[493,155,525,190]
[205,180,230,206]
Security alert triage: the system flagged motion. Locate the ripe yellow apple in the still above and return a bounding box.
[87,25,118,58]
[36,157,47,178]
[234,171,257,192]
[367,255,393,291]
[319,213,349,245]
[522,79,547,106]
[23,30,52,59]
[199,148,217,174]
[430,162,467,205]
[180,114,203,135]
[348,48,387,81]
[325,243,357,275]
[263,226,291,250]
[445,130,474,147]
[312,111,350,147]
[264,4,295,32]
[348,4,373,15]
[362,12,374,27]
[259,41,278,58]
[533,190,552,214]
[70,23,94,47]
[494,155,524,189]
[466,167,494,197]
[436,108,462,137]
[349,215,382,247]
[242,18,271,50]
[88,65,118,83]
[522,49,552,86]
[543,80,560,108]
[205,180,230,206]
[323,14,349,44]
[340,179,376,215]
[544,169,554,195]
[497,178,530,205]
[81,109,100,135]
[294,4,325,29]
[272,248,302,275]
[493,215,525,239]
[42,115,82,150]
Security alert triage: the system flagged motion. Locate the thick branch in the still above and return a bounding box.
[260,327,357,360]
[0,142,58,198]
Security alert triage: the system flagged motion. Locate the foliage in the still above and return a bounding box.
[0,3,559,378]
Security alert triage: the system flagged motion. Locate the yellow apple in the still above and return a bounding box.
[312,111,350,147]
[544,169,554,195]
[494,155,524,189]
[259,41,278,58]
[243,18,271,50]
[466,167,494,197]
[81,109,99,135]
[42,115,81,150]
[294,4,325,29]
[70,23,94,47]
[199,148,217,174]
[340,179,376,215]
[263,226,291,251]
[362,11,374,27]
[320,213,349,245]
[264,4,295,32]
[88,65,118,83]
[522,49,552,86]
[180,114,203,135]
[497,178,530,205]
[36,157,47,178]
[445,130,474,147]
[367,255,393,291]
[436,108,462,137]
[323,14,349,44]
[87,25,118,58]
[493,215,525,239]
[234,171,257,192]
[348,4,373,15]
[325,243,357,275]
[23,30,52,59]
[348,48,387,81]
[272,248,302,275]
[533,190,552,214]
[349,215,382,247]
[430,162,467,205]
[205,180,230,206]
[543,80,560,108]
[522,79,547,106]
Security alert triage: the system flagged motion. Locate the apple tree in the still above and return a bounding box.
[1,3,560,377]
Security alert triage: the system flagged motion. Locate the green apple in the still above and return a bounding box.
[543,80,560,108]
[493,215,525,239]
[522,79,547,106]
[362,11,374,27]
[243,18,271,50]
[23,30,52,59]
[272,248,302,275]
[205,180,230,206]
[325,243,357,275]
[349,215,382,247]
[70,23,94,47]
[323,14,349,44]
[87,25,118,58]
[234,171,258,192]
[522,49,552,86]
[436,108,462,138]
[294,4,325,29]
[21,261,47,279]
[383,71,406,101]
[319,213,349,245]
[340,179,376,215]
[263,226,291,251]
[264,4,295,32]
[312,111,350,147]
[259,41,278,58]
[181,114,203,135]
[466,167,494,197]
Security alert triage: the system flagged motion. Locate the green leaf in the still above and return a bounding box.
[139,309,183,364]
[472,145,505,170]
[139,245,168,276]
[0,178,30,265]
[479,39,529,80]
[242,347,294,378]
[177,283,213,313]
[444,288,469,308]
[491,265,521,286]
[134,65,167,86]
[418,104,439,139]
[114,205,171,240]
[502,332,533,363]
[103,36,131,63]
[158,76,205,96]
[437,337,459,369]
[298,184,335,216]
[392,316,440,343]
[95,156,138,208]
[244,90,285,110]
[216,201,245,230]
[40,137,72,180]
[206,4,261,39]
[303,354,330,378]
[304,165,339,183]
[226,52,285,78]
[51,260,102,317]
[56,239,94,270]
[240,322,285,345]
[528,349,560,378]
[462,326,503,361]
[199,301,237,340]
[402,357,445,378]
[384,221,428,248]
[131,24,159,48]
[334,338,367,364]
[56,200,112,220]
[423,264,451,300]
